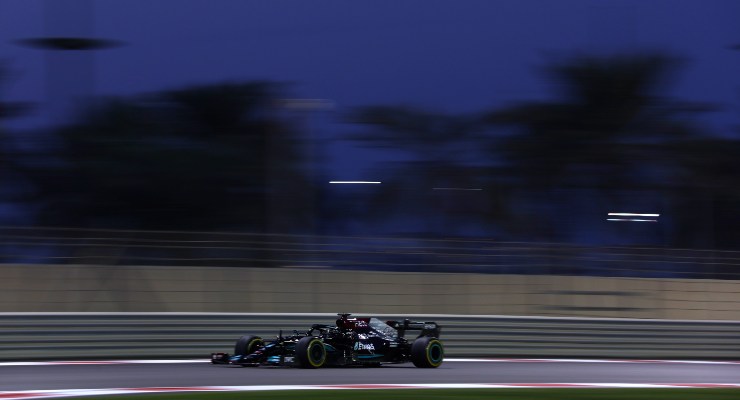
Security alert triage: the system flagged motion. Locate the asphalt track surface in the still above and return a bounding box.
[2,359,740,391]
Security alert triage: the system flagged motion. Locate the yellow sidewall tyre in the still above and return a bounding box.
[411,337,444,368]
[296,336,327,368]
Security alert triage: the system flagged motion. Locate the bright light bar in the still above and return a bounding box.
[329,181,381,184]
[608,212,660,217]
[607,218,658,222]
[432,187,483,191]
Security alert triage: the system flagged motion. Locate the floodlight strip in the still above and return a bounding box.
[608,213,660,217]
[432,187,483,191]
[329,181,381,184]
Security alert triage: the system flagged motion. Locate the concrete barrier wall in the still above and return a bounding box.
[2,313,739,361]
[1,264,738,320]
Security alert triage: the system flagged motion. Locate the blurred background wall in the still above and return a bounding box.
[3,264,740,320]
[1,227,738,319]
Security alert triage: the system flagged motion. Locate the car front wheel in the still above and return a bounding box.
[234,335,264,356]
[296,336,327,368]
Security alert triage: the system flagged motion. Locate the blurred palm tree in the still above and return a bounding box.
[485,53,715,244]
[344,106,509,237]
[0,62,35,224]
[487,53,710,189]
[663,137,740,249]
[22,81,312,233]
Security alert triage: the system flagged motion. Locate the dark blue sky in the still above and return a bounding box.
[2,0,739,177]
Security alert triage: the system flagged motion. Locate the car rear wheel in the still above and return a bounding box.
[234,335,264,356]
[411,337,444,368]
[296,336,327,368]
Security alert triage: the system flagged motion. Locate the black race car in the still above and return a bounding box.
[211,313,443,368]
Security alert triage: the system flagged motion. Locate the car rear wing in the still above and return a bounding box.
[388,319,441,338]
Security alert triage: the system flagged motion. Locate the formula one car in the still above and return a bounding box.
[211,313,443,368]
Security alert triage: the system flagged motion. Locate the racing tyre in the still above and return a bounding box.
[296,336,327,368]
[411,337,444,368]
[234,335,264,356]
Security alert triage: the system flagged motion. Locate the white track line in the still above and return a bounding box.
[446,358,740,365]
[3,358,740,367]
[4,384,740,399]
[0,359,208,366]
